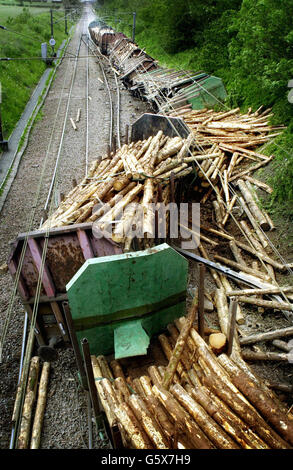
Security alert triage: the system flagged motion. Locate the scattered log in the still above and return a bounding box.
[241,350,289,362]
[239,326,293,346]
[237,179,270,231]
[229,240,247,268]
[227,286,293,298]
[218,354,293,446]
[242,175,273,194]
[214,254,270,282]
[170,383,239,449]
[70,118,77,130]
[97,355,114,380]
[17,356,40,449]
[110,360,126,380]
[201,368,290,449]
[139,376,176,442]
[187,384,269,449]
[236,296,293,312]
[162,298,198,389]
[30,362,50,449]
[114,402,154,449]
[272,339,292,353]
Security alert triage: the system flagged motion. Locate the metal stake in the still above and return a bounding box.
[65,9,68,35]
[63,302,88,390]
[227,298,238,356]
[125,124,129,145]
[81,338,105,431]
[81,339,101,416]
[198,263,206,338]
[132,12,136,43]
[0,104,8,150]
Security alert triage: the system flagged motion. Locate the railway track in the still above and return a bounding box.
[5,6,122,450]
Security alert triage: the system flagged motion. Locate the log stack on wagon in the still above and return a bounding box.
[41,131,204,250]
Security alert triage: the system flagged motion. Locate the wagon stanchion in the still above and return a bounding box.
[81,337,110,444]
[63,302,88,390]
[227,298,238,356]
[198,263,206,338]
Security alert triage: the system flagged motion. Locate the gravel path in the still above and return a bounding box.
[0,5,149,450]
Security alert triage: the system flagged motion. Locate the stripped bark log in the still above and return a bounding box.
[189,328,291,448]
[239,326,293,345]
[218,354,293,446]
[241,351,289,362]
[114,402,154,449]
[162,299,198,389]
[209,332,227,355]
[237,179,270,231]
[214,254,270,282]
[236,296,293,312]
[187,384,269,449]
[30,362,50,449]
[201,369,290,449]
[127,394,169,449]
[17,356,40,449]
[171,383,240,449]
[152,384,214,449]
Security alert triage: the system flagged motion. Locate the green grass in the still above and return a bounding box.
[0,5,52,19]
[0,7,76,138]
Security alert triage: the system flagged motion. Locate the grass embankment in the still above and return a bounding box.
[0,7,75,138]
[98,0,293,220]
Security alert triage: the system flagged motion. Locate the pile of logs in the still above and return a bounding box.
[41,131,209,249]
[13,358,50,449]
[170,105,285,151]
[90,312,293,449]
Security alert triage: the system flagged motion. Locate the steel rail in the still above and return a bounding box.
[8,14,91,450]
[40,33,84,224]
[87,36,122,153]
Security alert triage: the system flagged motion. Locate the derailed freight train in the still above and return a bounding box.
[88,20,227,113]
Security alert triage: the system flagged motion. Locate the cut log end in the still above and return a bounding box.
[208,332,227,355]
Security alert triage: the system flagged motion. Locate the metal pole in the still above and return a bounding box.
[227,298,238,356]
[65,9,68,35]
[198,263,206,338]
[50,9,54,38]
[0,104,8,150]
[81,338,102,423]
[63,302,88,390]
[132,11,136,43]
